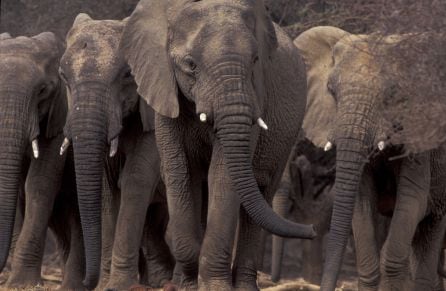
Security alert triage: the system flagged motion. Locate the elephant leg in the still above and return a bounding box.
[198,142,238,291]
[98,173,119,290]
[57,204,86,291]
[7,138,65,288]
[352,169,380,291]
[380,154,430,291]
[106,136,160,290]
[411,218,446,291]
[144,202,175,288]
[232,208,262,291]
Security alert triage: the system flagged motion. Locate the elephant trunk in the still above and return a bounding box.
[321,94,374,290]
[214,82,315,239]
[0,93,28,272]
[271,186,290,282]
[70,83,108,289]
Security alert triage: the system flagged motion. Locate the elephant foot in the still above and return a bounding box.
[6,268,43,289]
[234,281,259,291]
[178,279,198,291]
[105,277,139,291]
[198,279,232,291]
[147,268,173,288]
[57,281,86,291]
[379,278,413,291]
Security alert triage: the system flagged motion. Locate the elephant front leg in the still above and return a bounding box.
[106,134,160,290]
[352,171,380,291]
[7,137,65,288]
[380,154,430,291]
[144,202,175,288]
[198,142,239,291]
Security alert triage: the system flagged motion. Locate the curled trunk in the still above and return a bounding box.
[70,83,108,289]
[216,99,315,239]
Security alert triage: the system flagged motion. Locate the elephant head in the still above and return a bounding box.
[0,32,66,272]
[295,26,446,289]
[121,0,315,240]
[59,14,154,288]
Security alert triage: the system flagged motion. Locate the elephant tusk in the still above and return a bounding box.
[199,113,207,123]
[32,139,39,159]
[110,137,119,158]
[257,118,268,130]
[378,141,386,151]
[60,138,70,156]
[324,141,333,152]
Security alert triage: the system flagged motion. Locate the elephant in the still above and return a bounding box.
[295,26,446,291]
[0,32,85,290]
[59,14,174,290]
[120,0,316,290]
[271,138,335,284]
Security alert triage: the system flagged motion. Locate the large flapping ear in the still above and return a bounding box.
[294,26,350,148]
[138,97,155,132]
[121,0,182,118]
[377,33,446,154]
[45,83,68,138]
[253,0,278,59]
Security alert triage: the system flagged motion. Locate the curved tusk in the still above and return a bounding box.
[199,113,207,123]
[324,141,333,152]
[378,141,386,151]
[60,138,70,156]
[110,137,119,158]
[257,118,268,130]
[32,139,39,159]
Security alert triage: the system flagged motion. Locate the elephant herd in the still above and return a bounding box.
[1,0,446,291]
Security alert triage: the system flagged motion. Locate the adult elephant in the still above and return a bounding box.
[59,15,174,290]
[0,32,85,289]
[271,139,335,284]
[121,0,316,290]
[295,26,446,291]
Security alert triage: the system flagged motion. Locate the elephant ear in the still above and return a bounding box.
[45,84,68,138]
[30,32,67,138]
[377,33,446,154]
[253,0,278,59]
[121,0,187,118]
[294,26,350,148]
[138,97,155,132]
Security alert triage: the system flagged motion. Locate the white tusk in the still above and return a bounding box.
[110,137,119,158]
[324,141,333,152]
[32,139,39,159]
[378,141,386,151]
[199,113,207,123]
[257,118,268,130]
[60,138,70,156]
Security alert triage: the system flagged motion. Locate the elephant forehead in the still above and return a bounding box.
[65,21,124,76]
[170,2,256,60]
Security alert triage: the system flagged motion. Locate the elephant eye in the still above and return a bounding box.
[181,55,197,75]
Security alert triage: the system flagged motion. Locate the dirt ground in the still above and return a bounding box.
[0,231,359,291]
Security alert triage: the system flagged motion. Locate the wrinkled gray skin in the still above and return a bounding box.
[0,32,85,290]
[271,139,335,284]
[60,15,174,290]
[296,26,446,291]
[121,1,316,290]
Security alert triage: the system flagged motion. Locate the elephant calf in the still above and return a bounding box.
[271,138,335,284]
[59,14,174,290]
[0,32,85,289]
